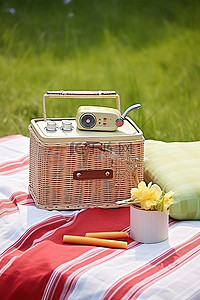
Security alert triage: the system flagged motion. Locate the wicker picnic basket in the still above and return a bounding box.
[29,91,144,210]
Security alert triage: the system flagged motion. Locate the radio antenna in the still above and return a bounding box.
[115,104,141,127]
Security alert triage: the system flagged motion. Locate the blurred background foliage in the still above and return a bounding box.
[0,0,200,141]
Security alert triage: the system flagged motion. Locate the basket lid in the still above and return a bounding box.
[30,117,144,143]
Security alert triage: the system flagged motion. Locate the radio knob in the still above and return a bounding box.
[61,120,73,131]
[46,121,57,131]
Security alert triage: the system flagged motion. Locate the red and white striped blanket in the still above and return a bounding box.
[0,135,200,300]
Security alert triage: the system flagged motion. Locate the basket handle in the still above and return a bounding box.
[42,90,121,121]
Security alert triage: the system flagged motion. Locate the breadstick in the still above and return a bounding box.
[63,235,127,249]
[85,231,129,240]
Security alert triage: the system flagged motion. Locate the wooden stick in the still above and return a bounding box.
[63,235,127,249]
[85,231,129,240]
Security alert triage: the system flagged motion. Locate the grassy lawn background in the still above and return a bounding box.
[0,0,200,141]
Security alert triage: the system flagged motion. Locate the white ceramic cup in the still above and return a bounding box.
[130,205,169,243]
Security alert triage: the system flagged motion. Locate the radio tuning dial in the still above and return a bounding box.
[46,121,57,131]
[61,120,73,131]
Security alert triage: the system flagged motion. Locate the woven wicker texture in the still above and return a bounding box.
[29,126,144,210]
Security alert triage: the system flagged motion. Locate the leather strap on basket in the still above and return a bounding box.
[73,169,113,180]
[74,141,139,186]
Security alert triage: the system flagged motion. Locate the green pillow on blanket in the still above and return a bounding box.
[144,140,200,220]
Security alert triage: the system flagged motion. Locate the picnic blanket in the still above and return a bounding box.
[0,135,200,300]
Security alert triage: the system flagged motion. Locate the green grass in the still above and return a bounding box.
[0,0,200,141]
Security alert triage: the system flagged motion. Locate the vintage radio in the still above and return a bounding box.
[29,91,144,210]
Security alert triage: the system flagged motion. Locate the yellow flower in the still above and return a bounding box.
[162,191,174,214]
[140,199,156,210]
[130,181,174,213]
[131,181,162,210]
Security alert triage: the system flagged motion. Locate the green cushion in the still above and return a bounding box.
[144,140,200,220]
